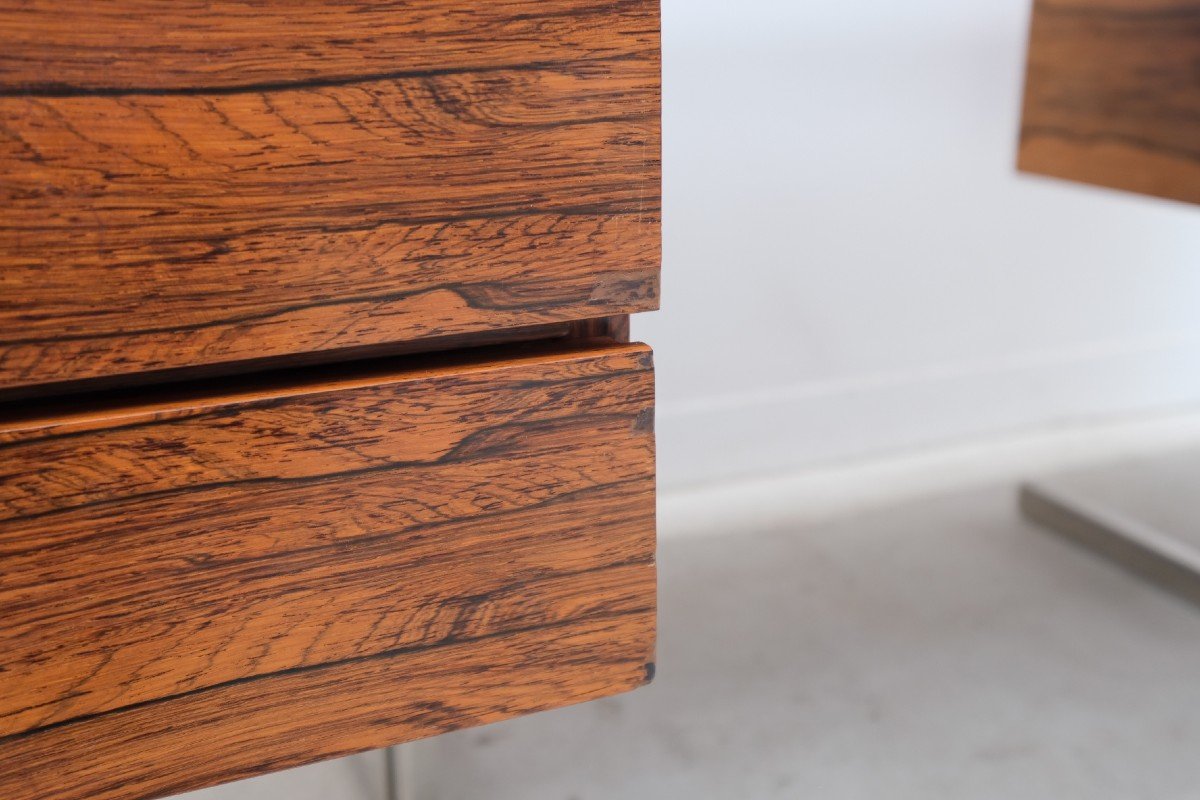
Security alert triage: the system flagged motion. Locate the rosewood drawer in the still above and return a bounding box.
[0,1,660,796]
[0,0,661,393]
[0,341,656,800]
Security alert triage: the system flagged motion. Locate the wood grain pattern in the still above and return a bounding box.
[0,341,656,800]
[0,1,658,93]
[1019,0,1200,204]
[0,0,661,390]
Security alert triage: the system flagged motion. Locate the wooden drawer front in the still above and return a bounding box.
[0,1,661,391]
[1019,0,1200,205]
[0,342,656,800]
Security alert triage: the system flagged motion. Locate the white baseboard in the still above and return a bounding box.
[655,332,1200,494]
[660,405,1200,541]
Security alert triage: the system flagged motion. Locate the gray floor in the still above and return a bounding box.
[179,484,1200,799]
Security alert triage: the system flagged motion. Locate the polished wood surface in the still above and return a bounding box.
[1019,0,1200,205]
[0,0,661,390]
[0,341,657,800]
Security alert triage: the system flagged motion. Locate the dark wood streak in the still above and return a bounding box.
[0,341,657,800]
[1019,0,1200,205]
[1023,125,1200,168]
[0,0,662,389]
[0,53,651,99]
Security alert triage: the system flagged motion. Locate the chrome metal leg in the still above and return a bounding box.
[1020,449,1200,608]
[383,746,400,800]
[383,745,416,800]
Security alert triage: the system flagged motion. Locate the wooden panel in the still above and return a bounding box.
[1019,0,1200,205]
[0,0,661,390]
[0,341,657,800]
[0,1,659,93]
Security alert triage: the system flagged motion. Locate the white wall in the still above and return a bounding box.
[638,0,1200,491]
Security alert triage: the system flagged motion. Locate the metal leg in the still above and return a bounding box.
[382,745,417,800]
[1020,449,1200,608]
[383,746,400,800]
